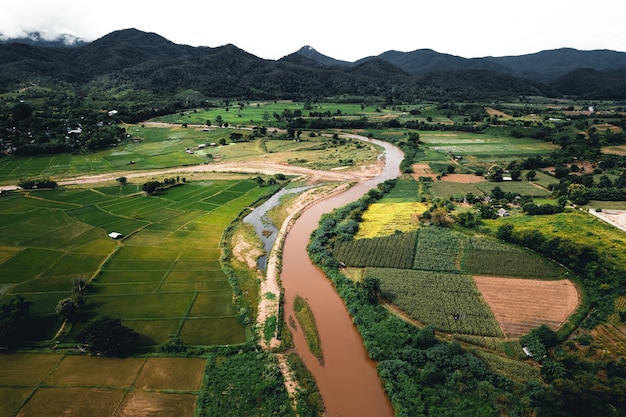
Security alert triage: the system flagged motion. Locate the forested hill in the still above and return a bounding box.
[1,28,625,100]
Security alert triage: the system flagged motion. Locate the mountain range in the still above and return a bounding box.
[1,28,625,101]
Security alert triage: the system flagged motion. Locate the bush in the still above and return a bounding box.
[77,316,138,356]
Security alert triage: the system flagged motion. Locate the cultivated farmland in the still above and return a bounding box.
[0,354,205,417]
[474,276,579,337]
[369,268,503,336]
[0,179,276,347]
[336,222,576,339]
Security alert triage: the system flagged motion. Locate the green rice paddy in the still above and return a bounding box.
[0,179,277,347]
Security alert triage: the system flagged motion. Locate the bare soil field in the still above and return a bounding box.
[113,392,198,417]
[440,173,485,183]
[485,107,511,118]
[602,145,626,156]
[411,163,438,180]
[474,276,580,338]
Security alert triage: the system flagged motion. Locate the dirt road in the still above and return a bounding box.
[0,160,382,191]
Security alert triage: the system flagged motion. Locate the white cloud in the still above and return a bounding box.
[1,0,625,61]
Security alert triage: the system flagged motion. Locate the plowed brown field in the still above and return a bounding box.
[474,276,579,338]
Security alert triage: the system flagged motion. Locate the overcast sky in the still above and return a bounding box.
[2,0,625,61]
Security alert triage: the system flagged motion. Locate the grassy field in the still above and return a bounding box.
[152,100,418,127]
[482,209,626,267]
[0,179,278,347]
[0,124,378,185]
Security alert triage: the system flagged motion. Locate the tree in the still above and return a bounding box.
[12,102,33,121]
[218,138,226,146]
[229,132,244,142]
[215,115,224,126]
[598,175,613,188]
[56,298,79,321]
[159,334,186,353]
[430,207,453,227]
[525,170,537,182]
[116,176,127,186]
[361,276,381,303]
[496,224,514,241]
[142,180,162,195]
[0,295,32,347]
[486,164,504,182]
[491,186,505,200]
[454,210,482,228]
[77,316,138,356]
[568,183,589,205]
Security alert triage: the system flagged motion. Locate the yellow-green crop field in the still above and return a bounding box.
[354,202,428,238]
[0,354,205,417]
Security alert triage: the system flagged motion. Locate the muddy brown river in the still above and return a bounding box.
[281,138,403,417]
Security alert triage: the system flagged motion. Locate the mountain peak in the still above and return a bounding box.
[293,45,350,66]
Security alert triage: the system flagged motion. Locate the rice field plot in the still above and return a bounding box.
[1,178,268,347]
[379,178,423,203]
[413,227,467,272]
[45,355,146,387]
[37,188,116,205]
[369,267,502,336]
[2,354,205,417]
[462,236,566,278]
[17,387,125,417]
[82,181,268,346]
[0,353,63,385]
[0,248,65,283]
[333,230,418,269]
[67,205,149,236]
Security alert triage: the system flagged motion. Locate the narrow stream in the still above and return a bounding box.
[243,186,311,270]
[280,137,403,417]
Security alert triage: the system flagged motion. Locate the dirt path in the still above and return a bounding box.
[588,208,626,232]
[0,161,378,192]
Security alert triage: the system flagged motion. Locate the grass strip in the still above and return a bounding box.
[293,296,323,364]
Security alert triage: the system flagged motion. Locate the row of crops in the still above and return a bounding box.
[332,226,567,336]
[333,226,565,278]
[367,268,503,336]
[333,231,417,269]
